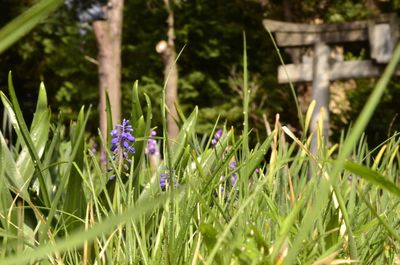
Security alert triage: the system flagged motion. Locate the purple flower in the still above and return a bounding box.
[145,130,158,156]
[211,129,223,146]
[160,173,168,191]
[229,161,237,171]
[109,119,136,177]
[160,169,178,191]
[228,161,238,186]
[217,160,239,196]
[230,173,238,186]
[110,119,136,154]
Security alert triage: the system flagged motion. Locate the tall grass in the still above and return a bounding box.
[0,5,400,262]
[1,47,400,264]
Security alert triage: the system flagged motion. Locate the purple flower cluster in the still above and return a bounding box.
[228,161,238,187]
[110,119,136,165]
[159,169,178,191]
[218,160,239,196]
[145,130,158,156]
[211,129,222,146]
[159,173,169,191]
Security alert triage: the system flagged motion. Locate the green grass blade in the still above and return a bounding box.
[345,161,400,198]
[16,83,51,189]
[132,93,152,198]
[331,183,358,258]
[63,107,88,231]
[242,32,250,158]
[240,131,274,181]
[131,81,143,122]
[172,107,198,168]
[106,92,113,144]
[264,24,304,132]
[0,0,62,54]
[0,138,20,234]
[0,131,29,199]
[3,73,50,206]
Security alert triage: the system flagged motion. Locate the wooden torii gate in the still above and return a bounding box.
[263,14,399,152]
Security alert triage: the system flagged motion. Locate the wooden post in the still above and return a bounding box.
[311,42,330,154]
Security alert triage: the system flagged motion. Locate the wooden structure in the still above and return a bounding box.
[263,14,399,152]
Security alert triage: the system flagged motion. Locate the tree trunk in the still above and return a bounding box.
[93,0,124,145]
[156,0,179,141]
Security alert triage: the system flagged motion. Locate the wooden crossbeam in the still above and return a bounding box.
[277,60,400,84]
[263,19,368,46]
[263,14,398,49]
[263,19,368,33]
[273,30,368,47]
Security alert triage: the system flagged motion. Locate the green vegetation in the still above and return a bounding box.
[1,0,399,144]
[0,44,400,262]
[1,1,400,264]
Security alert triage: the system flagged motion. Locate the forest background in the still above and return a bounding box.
[1,0,400,145]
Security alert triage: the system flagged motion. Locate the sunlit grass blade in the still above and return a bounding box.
[0,131,29,199]
[304,100,316,136]
[0,151,20,237]
[2,73,50,206]
[331,183,358,258]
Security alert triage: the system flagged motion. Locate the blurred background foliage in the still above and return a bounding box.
[0,0,399,146]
